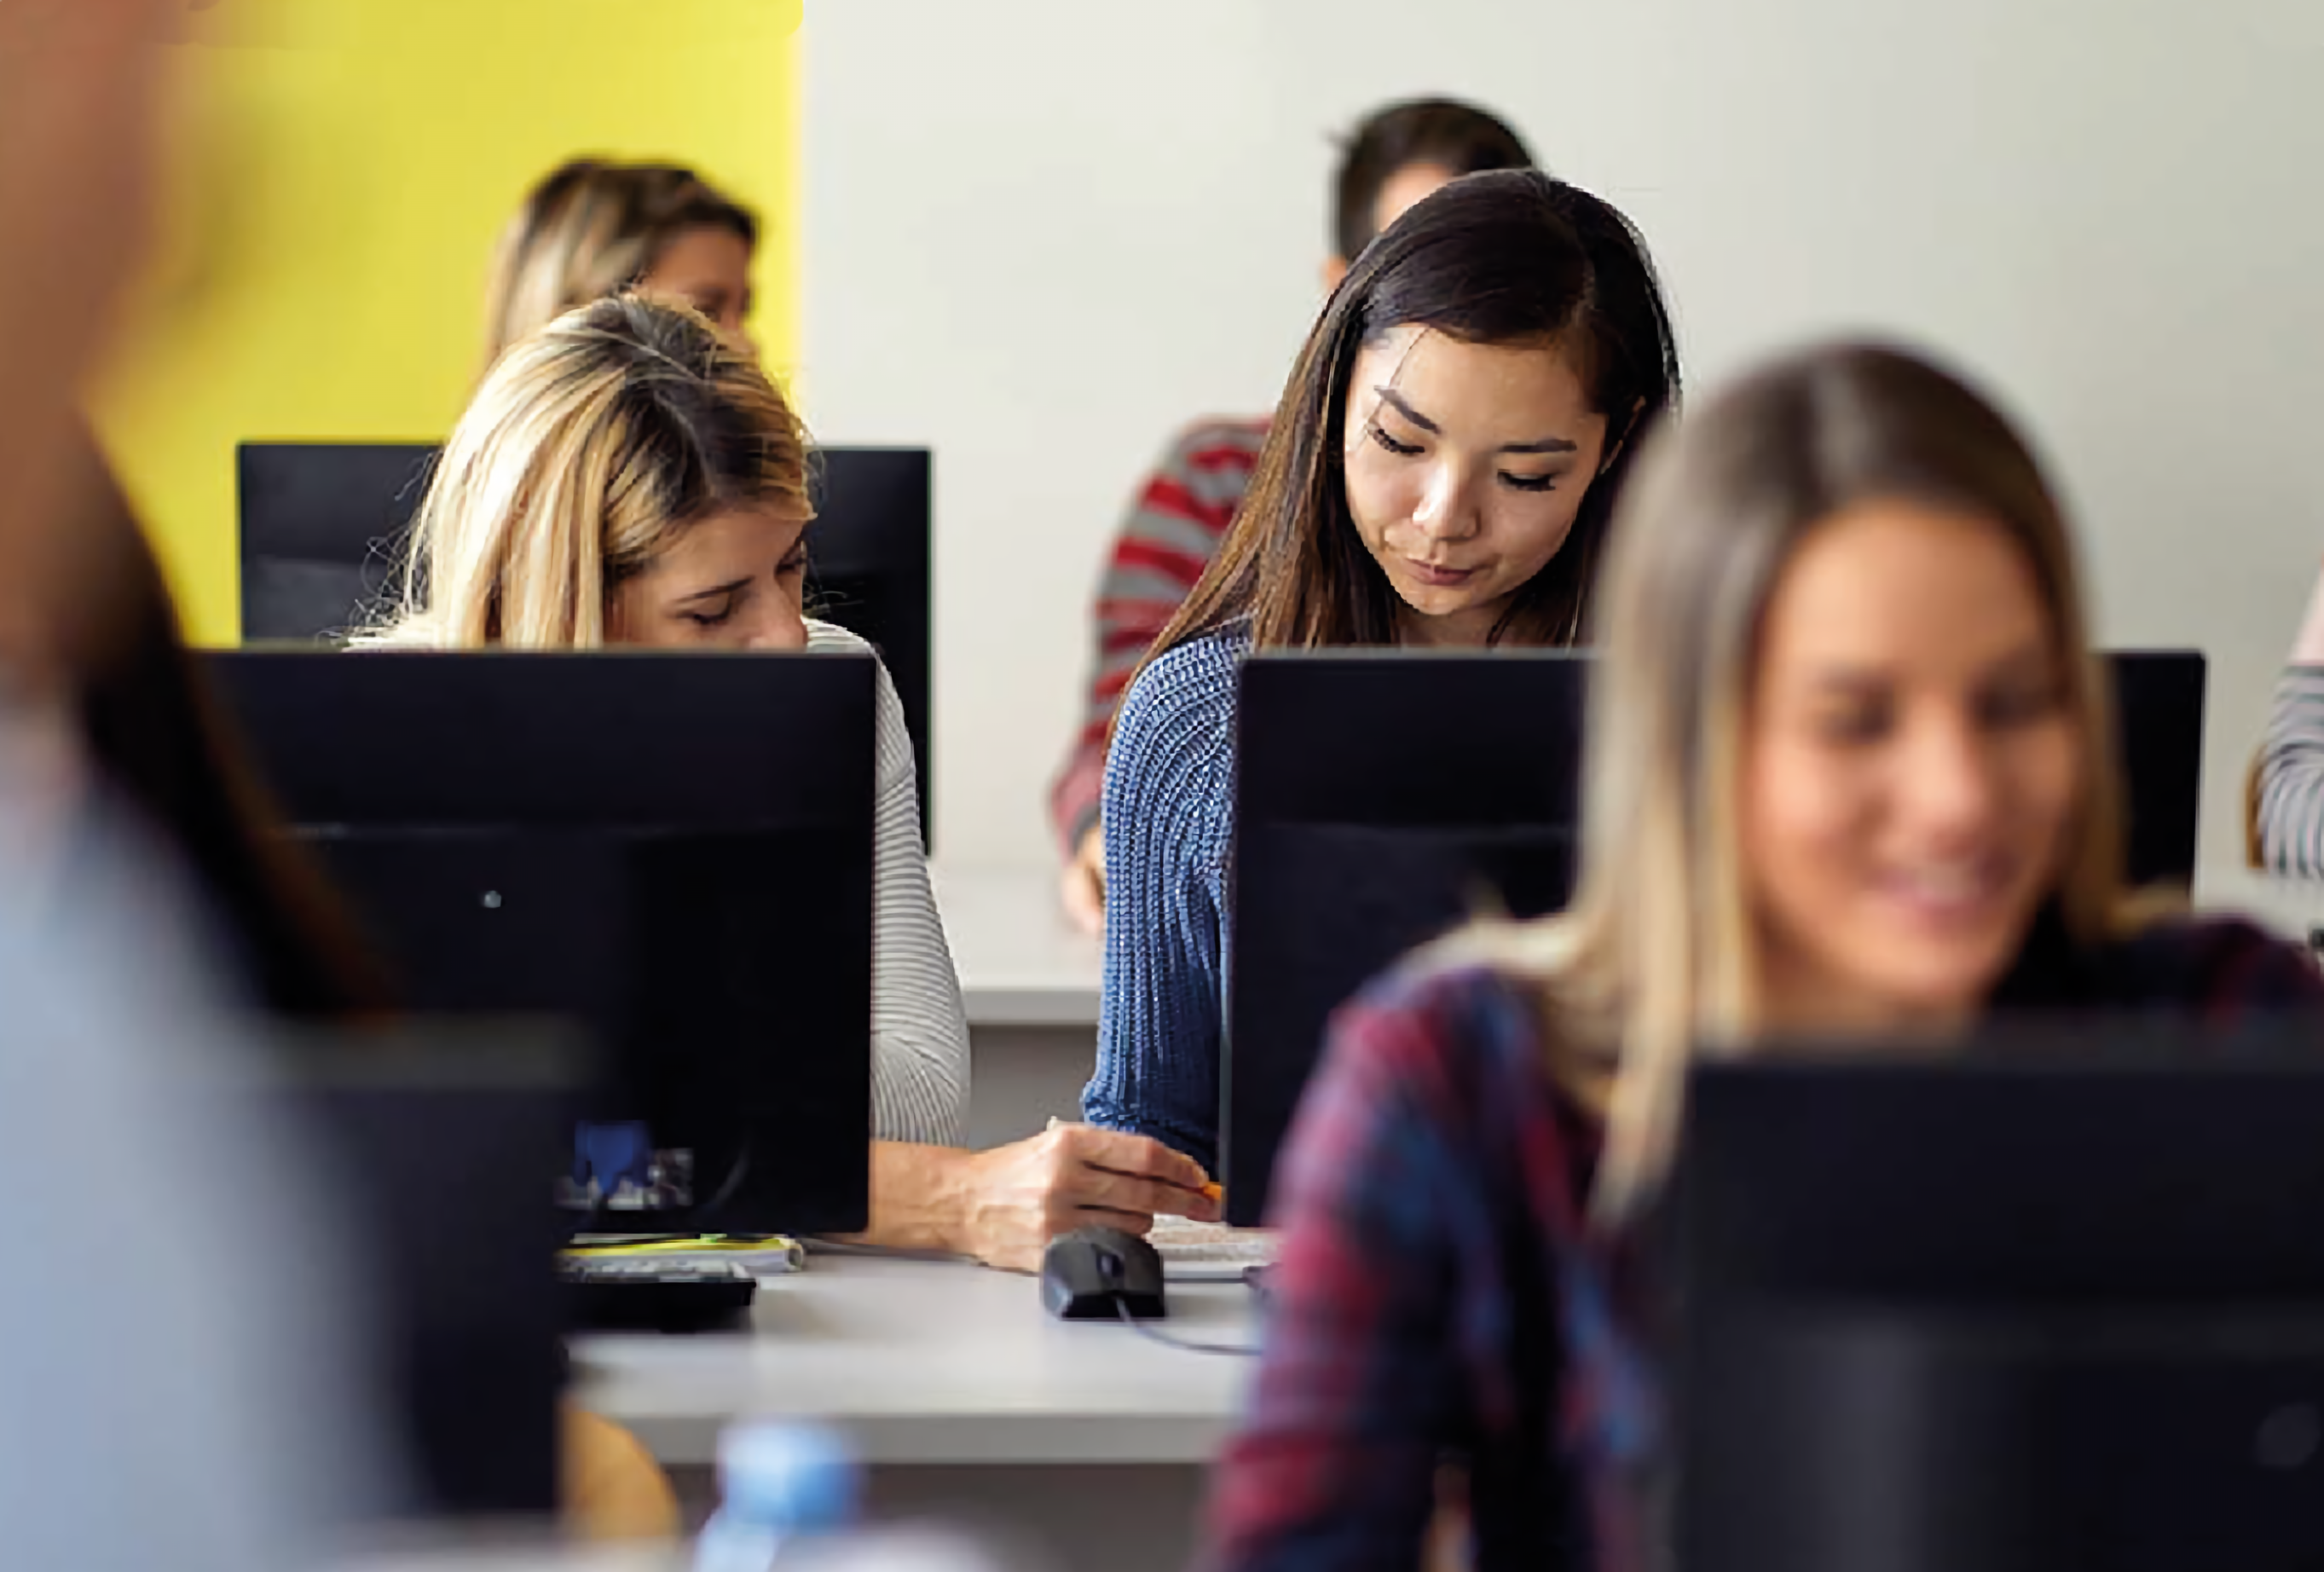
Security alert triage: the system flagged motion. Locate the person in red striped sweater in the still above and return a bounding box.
[1053,97,1540,928]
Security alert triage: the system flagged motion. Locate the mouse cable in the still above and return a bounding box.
[1115,1300,1260,1357]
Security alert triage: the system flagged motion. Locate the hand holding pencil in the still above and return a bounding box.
[955,1118,1223,1274]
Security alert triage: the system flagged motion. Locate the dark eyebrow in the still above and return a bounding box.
[1498,433,1579,456]
[1373,386,1440,434]
[1372,386,1576,455]
[675,576,751,606]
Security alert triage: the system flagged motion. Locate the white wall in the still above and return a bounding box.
[799,0,2324,916]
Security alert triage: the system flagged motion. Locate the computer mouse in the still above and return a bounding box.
[1040,1225,1168,1321]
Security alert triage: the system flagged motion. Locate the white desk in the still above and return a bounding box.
[574,1254,1253,1572]
[574,1254,1252,1466]
[930,865,1100,1030]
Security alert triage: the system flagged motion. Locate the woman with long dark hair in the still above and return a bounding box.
[44,436,679,1540]
[1084,169,1682,1169]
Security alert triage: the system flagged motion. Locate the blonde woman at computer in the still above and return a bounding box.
[361,296,1218,1271]
[1200,343,2324,1571]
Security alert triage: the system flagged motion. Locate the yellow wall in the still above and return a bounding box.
[96,0,802,645]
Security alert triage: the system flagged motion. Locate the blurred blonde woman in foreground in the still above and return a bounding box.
[1200,342,2324,1572]
[365,295,1218,1270]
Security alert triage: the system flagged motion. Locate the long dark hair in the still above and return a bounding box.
[72,463,388,1019]
[1154,169,1680,662]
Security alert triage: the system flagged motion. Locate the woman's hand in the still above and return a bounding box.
[957,1123,1217,1274]
[1060,824,1106,934]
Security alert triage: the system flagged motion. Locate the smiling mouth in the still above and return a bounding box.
[1873,858,2018,930]
[1402,559,1477,587]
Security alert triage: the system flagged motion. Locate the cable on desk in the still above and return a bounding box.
[1115,1300,1259,1357]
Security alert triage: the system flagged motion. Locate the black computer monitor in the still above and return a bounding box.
[1223,650,1587,1225]
[276,1025,579,1523]
[208,649,876,1235]
[805,447,934,847]
[234,440,936,847]
[2111,650,2205,892]
[1220,648,2211,1228]
[236,440,435,639]
[1676,1037,2324,1571]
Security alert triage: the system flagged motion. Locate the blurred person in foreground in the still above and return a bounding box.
[0,2,385,1566]
[55,436,684,1541]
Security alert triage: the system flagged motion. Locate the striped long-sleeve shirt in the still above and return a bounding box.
[2258,665,2324,878]
[1049,417,1269,855]
[806,618,971,1147]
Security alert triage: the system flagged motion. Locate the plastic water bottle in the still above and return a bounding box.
[693,1421,861,1572]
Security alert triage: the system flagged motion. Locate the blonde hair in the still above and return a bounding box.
[481,158,757,371]
[362,295,808,650]
[1443,341,2133,1222]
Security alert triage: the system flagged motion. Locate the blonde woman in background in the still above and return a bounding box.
[1200,343,2324,1572]
[483,156,759,367]
[366,295,1219,1270]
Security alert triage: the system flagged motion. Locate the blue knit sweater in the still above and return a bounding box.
[1083,624,1251,1171]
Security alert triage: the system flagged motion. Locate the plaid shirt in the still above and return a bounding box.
[1200,916,2324,1572]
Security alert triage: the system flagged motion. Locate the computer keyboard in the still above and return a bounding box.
[1148,1217,1279,1281]
[563,1257,750,1281]
[560,1255,757,1331]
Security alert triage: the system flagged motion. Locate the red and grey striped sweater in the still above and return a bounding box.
[1050,416,1271,854]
